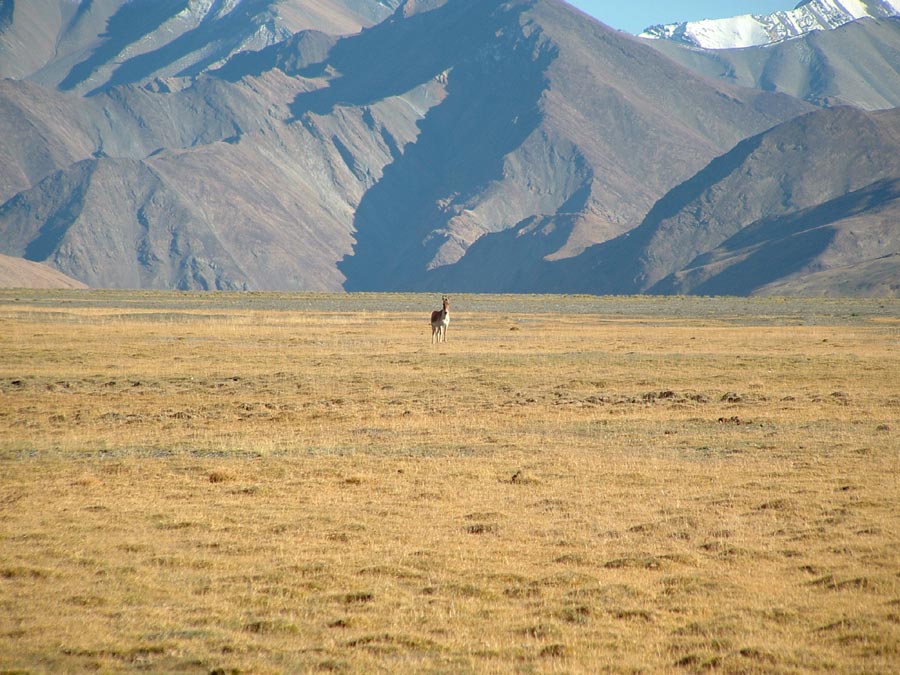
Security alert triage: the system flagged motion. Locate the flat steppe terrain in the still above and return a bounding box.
[1,291,898,673]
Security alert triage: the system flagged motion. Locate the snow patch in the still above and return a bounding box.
[640,0,900,49]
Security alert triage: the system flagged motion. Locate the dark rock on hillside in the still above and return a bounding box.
[211,30,338,81]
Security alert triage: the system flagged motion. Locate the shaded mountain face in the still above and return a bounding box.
[515,106,900,297]
[0,0,401,94]
[645,17,900,111]
[653,178,900,296]
[629,106,900,294]
[0,0,813,291]
[2,0,896,295]
[294,0,810,290]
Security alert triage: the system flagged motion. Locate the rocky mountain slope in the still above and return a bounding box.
[466,106,900,297]
[640,0,900,49]
[630,106,900,296]
[0,0,811,291]
[0,0,896,295]
[0,0,402,94]
[0,253,88,288]
[646,17,900,111]
[320,0,808,290]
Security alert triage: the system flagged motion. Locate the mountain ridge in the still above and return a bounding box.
[426,106,900,296]
[0,0,403,94]
[566,106,900,296]
[640,0,900,49]
[0,0,896,295]
[0,252,89,288]
[643,17,900,111]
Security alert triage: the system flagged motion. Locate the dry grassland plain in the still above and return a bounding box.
[1,290,898,674]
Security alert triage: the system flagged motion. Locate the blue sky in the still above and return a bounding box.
[566,1,795,34]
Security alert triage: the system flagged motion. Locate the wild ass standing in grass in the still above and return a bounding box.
[431,296,450,343]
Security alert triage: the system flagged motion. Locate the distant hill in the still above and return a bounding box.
[0,253,88,288]
[645,17,900,111]
[629,106,900,296]
[529,106,900,297]
[0,0,896,295]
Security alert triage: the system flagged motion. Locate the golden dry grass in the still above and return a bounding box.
[1,290,898,674]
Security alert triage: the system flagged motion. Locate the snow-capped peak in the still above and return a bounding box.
[639,0,900,50]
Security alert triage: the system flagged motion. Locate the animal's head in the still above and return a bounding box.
[443,296,450,310]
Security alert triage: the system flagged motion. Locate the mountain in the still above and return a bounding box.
[319,0,809,290]
[654,178,900,296]
[0,253,88,288]
[644,17,900,111]
[496,106,900,297]
[640,0,900,50]
[0,0,813,291]
[0,0,402,95]
[0,78,374,289]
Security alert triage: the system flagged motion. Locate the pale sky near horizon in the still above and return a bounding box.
[565,1,796,34]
